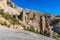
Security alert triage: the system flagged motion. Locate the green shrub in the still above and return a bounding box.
[29,26,35,32]
[26,27,30,31]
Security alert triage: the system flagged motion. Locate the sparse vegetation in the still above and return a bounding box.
[29,25,35,32]
[53,32,60,40]
[0,9,19,25]
[25,25,40,34]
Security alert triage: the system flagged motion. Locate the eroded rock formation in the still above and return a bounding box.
[40,15,53,37]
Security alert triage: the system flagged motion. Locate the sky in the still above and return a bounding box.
[12,0,60,15]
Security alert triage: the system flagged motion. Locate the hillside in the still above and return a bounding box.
[0,0,60,40]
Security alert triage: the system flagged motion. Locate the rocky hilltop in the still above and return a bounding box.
[0,0,60,40]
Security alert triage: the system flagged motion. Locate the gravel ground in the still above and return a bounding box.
[0,27,54,40]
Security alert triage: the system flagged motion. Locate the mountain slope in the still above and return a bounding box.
[0,0,60,40]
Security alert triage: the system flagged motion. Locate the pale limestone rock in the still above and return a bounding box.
[0,0,8,12]
[14,25,24,30]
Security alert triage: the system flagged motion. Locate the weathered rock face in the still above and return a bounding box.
[40,15,46,35]
[54,21,60,34]
[39,15,53,37]
[28,11,35,20]
[51,17,60,34]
